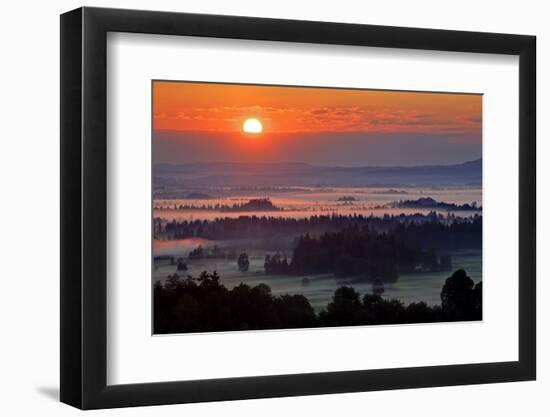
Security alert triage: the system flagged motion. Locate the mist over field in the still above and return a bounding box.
[153,159,483,332]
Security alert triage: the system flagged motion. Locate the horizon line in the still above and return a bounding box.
[153,157,482,169]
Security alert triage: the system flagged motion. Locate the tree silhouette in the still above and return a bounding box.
[237,253,250,272]
[188,245,204,260]
[324,286,363,326]
[176,257,187,271]
[274,294,316,327]
[362,293,404,324]
[441,269,479,320]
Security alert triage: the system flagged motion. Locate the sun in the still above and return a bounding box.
[243,118,263,134]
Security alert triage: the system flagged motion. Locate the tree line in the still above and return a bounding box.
[155,198,283,213]
[391,197,481,211]
[263,229,452,282]
[154,269,482,334]
[155,212,482,251]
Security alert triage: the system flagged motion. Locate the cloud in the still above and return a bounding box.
[298,106,480,135]
[176,112,190,120]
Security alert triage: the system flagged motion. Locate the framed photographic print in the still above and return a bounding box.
[60,7,536,409]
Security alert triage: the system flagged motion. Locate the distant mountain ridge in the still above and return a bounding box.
[154,159,482,190]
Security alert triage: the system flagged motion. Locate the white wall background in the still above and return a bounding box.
[0,0,545,415]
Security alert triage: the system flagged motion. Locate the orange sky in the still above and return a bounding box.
[153,81,482,136]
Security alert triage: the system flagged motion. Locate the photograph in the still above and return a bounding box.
[152,81,483,334]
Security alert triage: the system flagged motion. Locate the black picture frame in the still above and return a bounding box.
[60,6,536,410]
